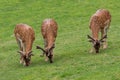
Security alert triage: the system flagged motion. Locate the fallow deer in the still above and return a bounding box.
[88,9,111,53]
[14,23,35,66]
[36,19,58,63]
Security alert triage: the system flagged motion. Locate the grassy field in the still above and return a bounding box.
[0,0,120,80]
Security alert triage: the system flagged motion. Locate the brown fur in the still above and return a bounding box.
[41,19,58,49]
[14,23,35,66]
[37,19,58,63]
[88,9,111,53]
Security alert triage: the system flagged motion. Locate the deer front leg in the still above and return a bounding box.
[16,39,24,64]
[101,27,108,49]
[102,20,110,49]
[49,49,53,63]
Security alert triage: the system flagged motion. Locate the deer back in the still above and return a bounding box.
[14,24,35,53]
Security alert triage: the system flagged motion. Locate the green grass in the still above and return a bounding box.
[0,0,120,80]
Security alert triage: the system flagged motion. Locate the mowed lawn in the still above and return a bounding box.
[0,0,120,80]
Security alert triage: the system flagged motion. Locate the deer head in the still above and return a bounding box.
[17,51,34,66]
[36,44,55,63]
[87,35,107,53]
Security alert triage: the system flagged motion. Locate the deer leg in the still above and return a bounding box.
[48,49,53,63]
[101,29,104,49]
[20,55,24,64]
[49,43,55,62]
[102,27,108,49]
[16,38,24,64]
[16,38,23,51]
[49,55,53,63]
[102,20,110,49]
[22,42,26,65]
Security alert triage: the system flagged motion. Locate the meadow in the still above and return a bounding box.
[0,0,120,80]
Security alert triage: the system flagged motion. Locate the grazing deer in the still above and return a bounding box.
[88,9,111,53]
[14,23,35,66]
[36,19,58,63]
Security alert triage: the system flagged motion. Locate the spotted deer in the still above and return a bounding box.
[14,23,35,66]
[88,9,111,53]
[36,19,58,63]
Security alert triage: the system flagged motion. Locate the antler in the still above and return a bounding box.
[49,44,55,51]
[28,51,34,56]
[100,35,107,41]
[36,45,46,53]
[87,35,95,42]
[17,51,24,56]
